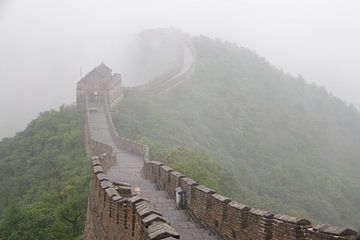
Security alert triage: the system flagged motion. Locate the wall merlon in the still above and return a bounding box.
[128,195,144,205]
[160,165,173,172]
[181,177,198,186]
[147,222,180,240]
[142,214,168,227]
[212,193,230,203]
[92,159,101,166]
[99,180,111,190]
[134,201,148,210]
[137,206,161,219]
[105,187,121,200]
[228,200,251,211]
[195,184,216,194]
[274,213,311,226]
[151,161,164,166]
[93,165,104,174]
[313,224,358,236]
[169,171,184,178]
[96,172,107,182]
[249,208,273,218]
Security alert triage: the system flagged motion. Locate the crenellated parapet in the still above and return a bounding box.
[97,106,358,239]
[88,153,179,240]
[140,156,358,240]
[90,153,179,240]
[84,108,179,239]
[82,82,180,239]
[138,31,197,94]
[80,61,358,240]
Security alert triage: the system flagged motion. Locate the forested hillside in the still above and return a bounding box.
[0,105,87,240]
[112,36,360,228]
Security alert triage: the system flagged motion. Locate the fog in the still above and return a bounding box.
[1,0,360,139]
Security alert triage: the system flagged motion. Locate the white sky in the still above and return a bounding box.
[0,0,360,138]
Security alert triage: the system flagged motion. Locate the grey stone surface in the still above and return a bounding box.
[88,103,219,240]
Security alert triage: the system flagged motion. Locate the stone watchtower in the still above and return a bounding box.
[76,63,123,108]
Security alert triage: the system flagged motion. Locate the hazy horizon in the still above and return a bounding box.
[1,0,360,139]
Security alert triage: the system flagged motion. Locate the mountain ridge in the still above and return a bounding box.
[113,35,360,228]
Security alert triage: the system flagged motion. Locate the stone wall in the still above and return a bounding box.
[99,96,358,239]
[86,152,180,240]
[138,36,197,94]
[83,96,179,240]
[79,61,358,240]
[142,158,358,240]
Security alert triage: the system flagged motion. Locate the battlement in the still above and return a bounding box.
[83,95,179,240]
[87,152,179,240]
[80,63,358,240]
[97,97,358,240]
[137,141,358,240]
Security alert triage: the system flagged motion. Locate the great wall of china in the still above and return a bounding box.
[77,37,358,240]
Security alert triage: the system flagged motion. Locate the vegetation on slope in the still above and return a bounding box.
[0,105,88,240]
[138,137,237,194]
[112,36,360,228]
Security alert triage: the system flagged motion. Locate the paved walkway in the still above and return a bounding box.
[87,102,219,240]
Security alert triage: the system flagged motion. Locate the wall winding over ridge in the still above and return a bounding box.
[117,130,359,240]
[137,32,196,94]
[83,96,180,240]
[97,93,358,240]
[80,44,358,239]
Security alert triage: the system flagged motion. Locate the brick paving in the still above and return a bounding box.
[88,103,219,240]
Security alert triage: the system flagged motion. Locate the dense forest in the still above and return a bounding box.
[0,105,87,240]
[112,36,360,228]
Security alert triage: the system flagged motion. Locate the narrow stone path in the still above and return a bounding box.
[87,103,219,240]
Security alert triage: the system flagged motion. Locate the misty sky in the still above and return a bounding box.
[1,0,360,139]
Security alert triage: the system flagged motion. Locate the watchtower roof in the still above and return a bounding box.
[79,62,112,84]
[94,62,112,77]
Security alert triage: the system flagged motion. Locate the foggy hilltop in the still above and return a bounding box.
[1,1,360,239]
[1,0,360,139]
